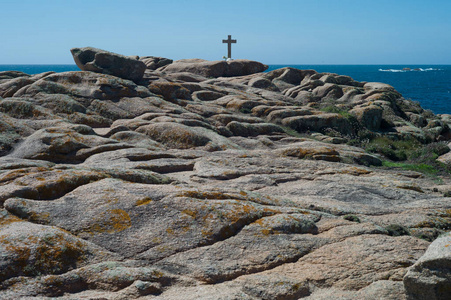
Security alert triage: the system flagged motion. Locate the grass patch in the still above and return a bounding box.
[382,161,438,175]
[363,135,451,177]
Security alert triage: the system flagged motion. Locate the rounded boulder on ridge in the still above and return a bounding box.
[70,47,146,82]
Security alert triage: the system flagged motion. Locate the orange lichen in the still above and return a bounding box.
[0,231,86,279]
[339,167,372,176]
[396,184,424,193]
[177,190,233,200]
[85,209,132,235]
[181,209,198,219]
[0,214,23,226]
[29,212,50,224]
[135,197,153,206]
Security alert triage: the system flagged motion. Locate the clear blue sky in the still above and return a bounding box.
[1,0,450,64]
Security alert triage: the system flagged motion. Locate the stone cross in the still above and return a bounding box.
[222,35,237,59]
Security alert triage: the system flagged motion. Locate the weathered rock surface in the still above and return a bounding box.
[0,49,450,299]
[71,47,146,82]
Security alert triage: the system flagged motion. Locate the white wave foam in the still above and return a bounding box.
[379,69,405,72]
[378,68,442,73]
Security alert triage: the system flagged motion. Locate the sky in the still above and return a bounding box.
[1,0,450,65]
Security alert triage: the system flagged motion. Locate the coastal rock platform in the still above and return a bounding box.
[0,48,450,299]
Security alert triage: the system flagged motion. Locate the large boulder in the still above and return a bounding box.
[350,105,383,130]
[403,232,451,300]
[70,47,146,82]
[159,59,268,77]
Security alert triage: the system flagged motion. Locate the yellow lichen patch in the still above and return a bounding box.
[339,167,371,176]
[0,169,32,184]
[181,225,191,233]
[29,212,50,224]
[1,239,32,274]
[85,209,132,235]
[32,233,86,272]
[181,209,198,219]
[201,228,214,237]
[262,207,279,214]
[152,237,162,244]
[252,218,273,236]
[396,184,424,193]
[0,214,23,226]
[282,147,339,159]
[221,203,260,224]
[177,190,233,200]
[0,229,88,279]
[135,197,153,206]
[0,167,50,184]
[166,228,175,235]
[437,209,451,218]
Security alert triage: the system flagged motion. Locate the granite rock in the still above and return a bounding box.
[0,49,450,299]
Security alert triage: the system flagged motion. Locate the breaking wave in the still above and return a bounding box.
[379,68,442,72]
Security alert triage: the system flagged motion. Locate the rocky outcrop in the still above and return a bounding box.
[158,59,268,77]
[0,49,450,299]
[71,47,146,82]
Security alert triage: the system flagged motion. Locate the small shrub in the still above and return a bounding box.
[343,215,360,223]
[280,125,304,138]
[239,108,252,114]
[385,224,410,236]
[366,136,420,161]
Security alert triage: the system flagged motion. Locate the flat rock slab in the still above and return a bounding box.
[159,59,268,77]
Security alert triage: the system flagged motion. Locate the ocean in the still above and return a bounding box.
[1,64,450,115]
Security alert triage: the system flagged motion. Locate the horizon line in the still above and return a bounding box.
[1,63,450,66]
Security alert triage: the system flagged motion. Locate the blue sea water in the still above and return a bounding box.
[0,65,79,74]
[1,64,450,114]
